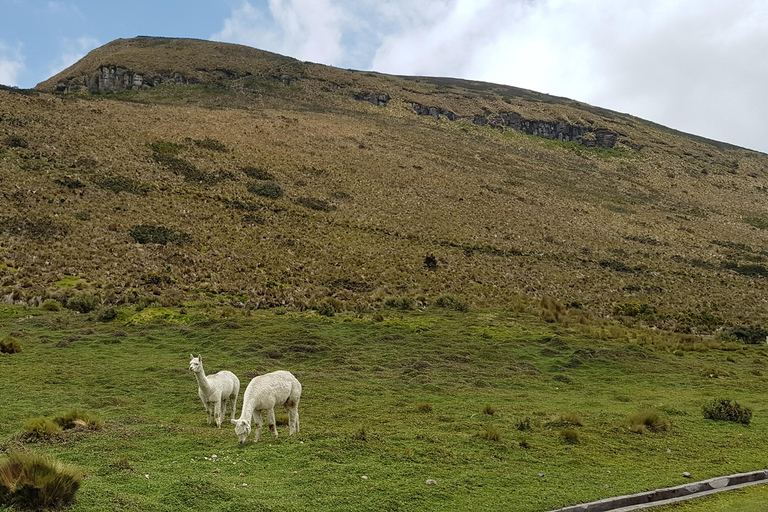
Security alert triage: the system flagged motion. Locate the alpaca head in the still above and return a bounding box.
[233,419,251,443]
[189,354,203,373]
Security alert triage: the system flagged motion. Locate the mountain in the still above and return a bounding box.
[0,36,766,329]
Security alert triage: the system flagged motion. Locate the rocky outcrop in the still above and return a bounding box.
[407,102,618,149]
[55,66,188,93]
[353,92,390,107]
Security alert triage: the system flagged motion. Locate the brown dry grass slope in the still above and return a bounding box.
[0,36,765,330]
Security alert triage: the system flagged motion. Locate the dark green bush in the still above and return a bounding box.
[91,176,150,196]
[193,138,228,152]
[727,326,768,345]
[424,253,438,270]
[384,297,415,310]
[65,294,101,314]
[316,301,336,317]
[3,135,28,148]
[703,398,752,425]
[295,197,336,211]
[248,181,284,199]
[129,225,192,245]
[0,337,22,354]
[434,295,469,312]
[54,176,86,189]
[0,452,82,509]
[0,216,68,240]
[613,302,656,318]
[148,141,183,154]
[152,154,224,184]
[40,299,62,312]
[241,166,274,180]
[96,307,119,322]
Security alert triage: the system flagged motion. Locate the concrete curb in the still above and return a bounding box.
[550,470,768,511]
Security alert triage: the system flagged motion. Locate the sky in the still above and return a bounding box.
[1,0,766,154]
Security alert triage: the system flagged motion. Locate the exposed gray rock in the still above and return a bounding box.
[407,102,620,149]
[353,92,390,107]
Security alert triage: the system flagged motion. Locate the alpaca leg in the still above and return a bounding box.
[267,408,278,439]
[214,401,222,428]
[230,392,238,421]
[220,399,228,426]
[288,406,300,435]
[205,402,213,425]
[253,414,263,443]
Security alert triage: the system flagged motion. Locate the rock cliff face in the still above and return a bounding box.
[55,66,189,93]
[408,102,618,149]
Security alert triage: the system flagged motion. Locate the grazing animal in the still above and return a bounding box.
[232,370,301,443]
[189,354,240,428]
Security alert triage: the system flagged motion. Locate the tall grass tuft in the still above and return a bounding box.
[560,428,579,444]
[627,409,669,433]
[0,452,82,509]
[479,425,503,442]
[483,404,496,416]
[23,417,61,439]
[540,297,565,323]
[53,410,104,430]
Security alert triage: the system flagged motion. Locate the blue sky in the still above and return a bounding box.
[2,0,767,154]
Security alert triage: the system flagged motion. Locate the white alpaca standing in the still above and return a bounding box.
[189,354,240,428]
[232,370,301,443]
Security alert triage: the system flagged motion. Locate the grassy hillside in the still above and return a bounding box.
[1,305,767,511]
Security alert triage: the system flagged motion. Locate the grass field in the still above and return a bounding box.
[1,303,767,511]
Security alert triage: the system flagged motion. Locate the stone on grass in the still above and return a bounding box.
[426,479,437,485]
[683,472,692,478]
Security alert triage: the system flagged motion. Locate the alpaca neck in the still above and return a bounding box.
[194,368,212,394]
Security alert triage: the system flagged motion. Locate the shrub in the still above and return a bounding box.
[152,154,221,183]
[54,176,86,189]
[479,425,503,442]
[248,181,284,199]
[483,404,496,416]
[148,141,183,154]
[23,417,61,438]
[295,197,336,211]
[628,409,669,433]
[129,225,192,245]
[417,403,432,413]
[612,302,657,318]
[65,294,101,314]
[193,138,228,152]
[560,428,579,444]
[727,326,768,345]
[96,307,119,322]
[40,299,62,312]
[424,253,438,270]
[384,297,415,310]
[91,176,150,196]
[316,301,336,317]
[703,398,752,425]
[53,410,104,430]
[434,295,469,312]
[0,451,82,509]
[0,337,22,354]
[74,212,91,221]
[3,135,28,148]
[241,166,274,180]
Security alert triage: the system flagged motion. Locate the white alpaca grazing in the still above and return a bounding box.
[189,354,240,428]
[232,370,301,443]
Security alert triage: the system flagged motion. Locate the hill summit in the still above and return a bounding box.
[0,36,762,330]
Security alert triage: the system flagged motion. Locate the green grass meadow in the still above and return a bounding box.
[1,304,768,511]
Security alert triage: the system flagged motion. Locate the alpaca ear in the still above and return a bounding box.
[190,354,194,360]
[197,354,202,361]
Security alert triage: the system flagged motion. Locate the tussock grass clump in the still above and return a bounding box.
[515,417,532,431]
[434,295,469,312]
[40,299,62,312]
[0,217,69,240]
[0,451,82,509]
[316,301,336,317]
[129,225,192,245]
[416,403,432,413]
[91,175,150,196]
[560,428,579,444]
[539,297,565,323]
[248,181,284,199]
[3,134,28,148]
[65,294,101,314]
[96,307,119,322]
[23,417,61,438]
[241,166,274,180]
[53,410,104,430]
[703,398,752,425]
[483,404,496,416]
[547,412,583,427]
[0,337,22,354]
[193,138,228,152]
[478,425,503,442]
[628,409,669,433]
[424,253,438,270]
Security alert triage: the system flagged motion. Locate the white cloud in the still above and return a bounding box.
[214,0,349,65]
[215,0,768,152]
[0,42,25,87]
[48,36,99,76]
